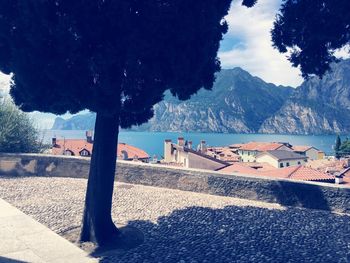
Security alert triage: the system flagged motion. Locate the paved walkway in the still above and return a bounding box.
[1,177,350,262]
[0,198,97,263]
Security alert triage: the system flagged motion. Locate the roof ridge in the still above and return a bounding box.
[287,165,302,178]
[181,146,229,166]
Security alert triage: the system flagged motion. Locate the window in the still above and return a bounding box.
[298,161,301,165]
[80,149,90,157]
[64,150,73,156]
[286,162,290,167]
[280,163,284,168]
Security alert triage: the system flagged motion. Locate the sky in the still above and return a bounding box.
[0,0,347,128]
[219,0,303,87]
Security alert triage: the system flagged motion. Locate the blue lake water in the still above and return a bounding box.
[43,130,345,158]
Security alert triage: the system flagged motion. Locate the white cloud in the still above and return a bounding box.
[219,0,304,87]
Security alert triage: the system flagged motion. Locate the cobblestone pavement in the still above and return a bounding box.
[0,176,350,263]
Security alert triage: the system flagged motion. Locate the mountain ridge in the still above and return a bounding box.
[52,61,350,135]
[52,67,293,133]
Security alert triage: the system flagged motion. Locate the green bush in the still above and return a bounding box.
[0,99,46,153]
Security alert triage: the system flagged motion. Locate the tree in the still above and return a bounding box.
[339,137,350,158]
[0,99,45,153]
[0,0,236,246]
[272,0,350,78]
[335,134,342,159]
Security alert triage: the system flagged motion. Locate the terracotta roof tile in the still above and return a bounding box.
[219,163,261,175]
[219,163,334,182]
[292,145,315,152]
[259,166,334,182]
[238,142,286,151]
[52,139,149,159]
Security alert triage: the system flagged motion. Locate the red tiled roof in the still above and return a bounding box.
[238,142,286,151]
[52,139,149,159]
[292,145,314,152]
[244,162,276,171]
[288,166,334,181]
[307,159,349,173]
[219,163,261,175]
[219,163,334,182]
[259,166,334,182]
[229,144,244,149]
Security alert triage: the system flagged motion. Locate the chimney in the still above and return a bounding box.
[188,141,193,149]
[164,139,172,163]
[177,137,184,147]
[86,130,93,143]
[335,173,344,184]
[200,140,207,153]
[52,137,57,147]
[153,155,158,163]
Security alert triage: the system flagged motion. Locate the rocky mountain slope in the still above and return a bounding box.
[52,68,293,133]
[260,59,350,134]
[52,60,350,134]
[52,113,96,130]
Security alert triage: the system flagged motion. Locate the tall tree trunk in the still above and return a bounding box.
[80,111,120,245]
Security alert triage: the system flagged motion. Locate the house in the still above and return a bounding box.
[292,145,324,160]
[206,147,241,163]
[235,142,292,162]
[163,138,229,171]
[255,150,308,168]
[219,163,334,183]
[51,131,149,162]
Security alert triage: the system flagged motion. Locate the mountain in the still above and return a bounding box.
[52,113,96,130]
[52,68,293,133]
[260,59,350,135]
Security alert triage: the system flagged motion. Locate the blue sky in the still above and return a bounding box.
[218,0,303,87]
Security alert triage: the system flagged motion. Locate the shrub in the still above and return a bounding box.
[0,99,46,153]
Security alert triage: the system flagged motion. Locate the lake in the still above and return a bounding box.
[43,130,344,158]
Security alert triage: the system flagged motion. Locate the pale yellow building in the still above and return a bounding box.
[256,150,308,168]
[236,142,293,163]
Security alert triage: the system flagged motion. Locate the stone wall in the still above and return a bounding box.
[1,153,350,213]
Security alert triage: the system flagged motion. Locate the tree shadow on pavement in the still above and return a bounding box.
[269,181,332,211]
[98,204,350,263]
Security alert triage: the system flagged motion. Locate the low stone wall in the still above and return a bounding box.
[1,153,350,213]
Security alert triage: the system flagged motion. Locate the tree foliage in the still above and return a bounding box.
[335,134,342,159]
[339,139,350,156]
[272,0,350,78]
[0,99,45,153]
[0,0,231,126]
